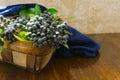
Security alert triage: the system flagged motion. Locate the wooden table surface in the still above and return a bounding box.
[0,33,120,80]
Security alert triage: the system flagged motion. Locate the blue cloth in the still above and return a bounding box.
[0,4,100,57]
[55,27,100,57]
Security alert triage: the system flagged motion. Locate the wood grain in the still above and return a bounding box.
[1,48,13,64]
[27,55,36,71]
[12,51,26,68]
[10,41,54,55]
[0,33,120,80]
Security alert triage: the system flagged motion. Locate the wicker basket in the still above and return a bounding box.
[0,41,56,72]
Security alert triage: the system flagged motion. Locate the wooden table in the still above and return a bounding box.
[0,33,120,80]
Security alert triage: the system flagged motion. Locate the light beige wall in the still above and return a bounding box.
[0,0,120,34]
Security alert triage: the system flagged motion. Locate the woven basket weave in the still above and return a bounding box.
[0,41,56,72]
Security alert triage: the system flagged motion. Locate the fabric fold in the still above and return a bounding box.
[54,26,100,57]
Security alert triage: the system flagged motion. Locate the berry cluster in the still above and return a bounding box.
[0,12,70,48]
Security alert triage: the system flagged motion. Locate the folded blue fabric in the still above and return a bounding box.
[0,4,100,57]
[55,26,100,57]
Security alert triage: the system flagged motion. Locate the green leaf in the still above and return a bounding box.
[35,4,42,15]
[13,34,26,41]
[19,31,29,41]
[53,14,59,21]
[0,38,4,42]
[19,4,42,18]
[64,30,71,35]
[26,13,35,18]
[19,6,27,17]
[0,46,2,53]
[13,33,31,42]
[27,8,36,18]
[64,16,75,21]
[0,29,3,33]
[63,43,69,48]
[28,8,36,14]
[46,8,58,14]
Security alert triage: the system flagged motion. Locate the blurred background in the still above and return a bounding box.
[0,0,120,34]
